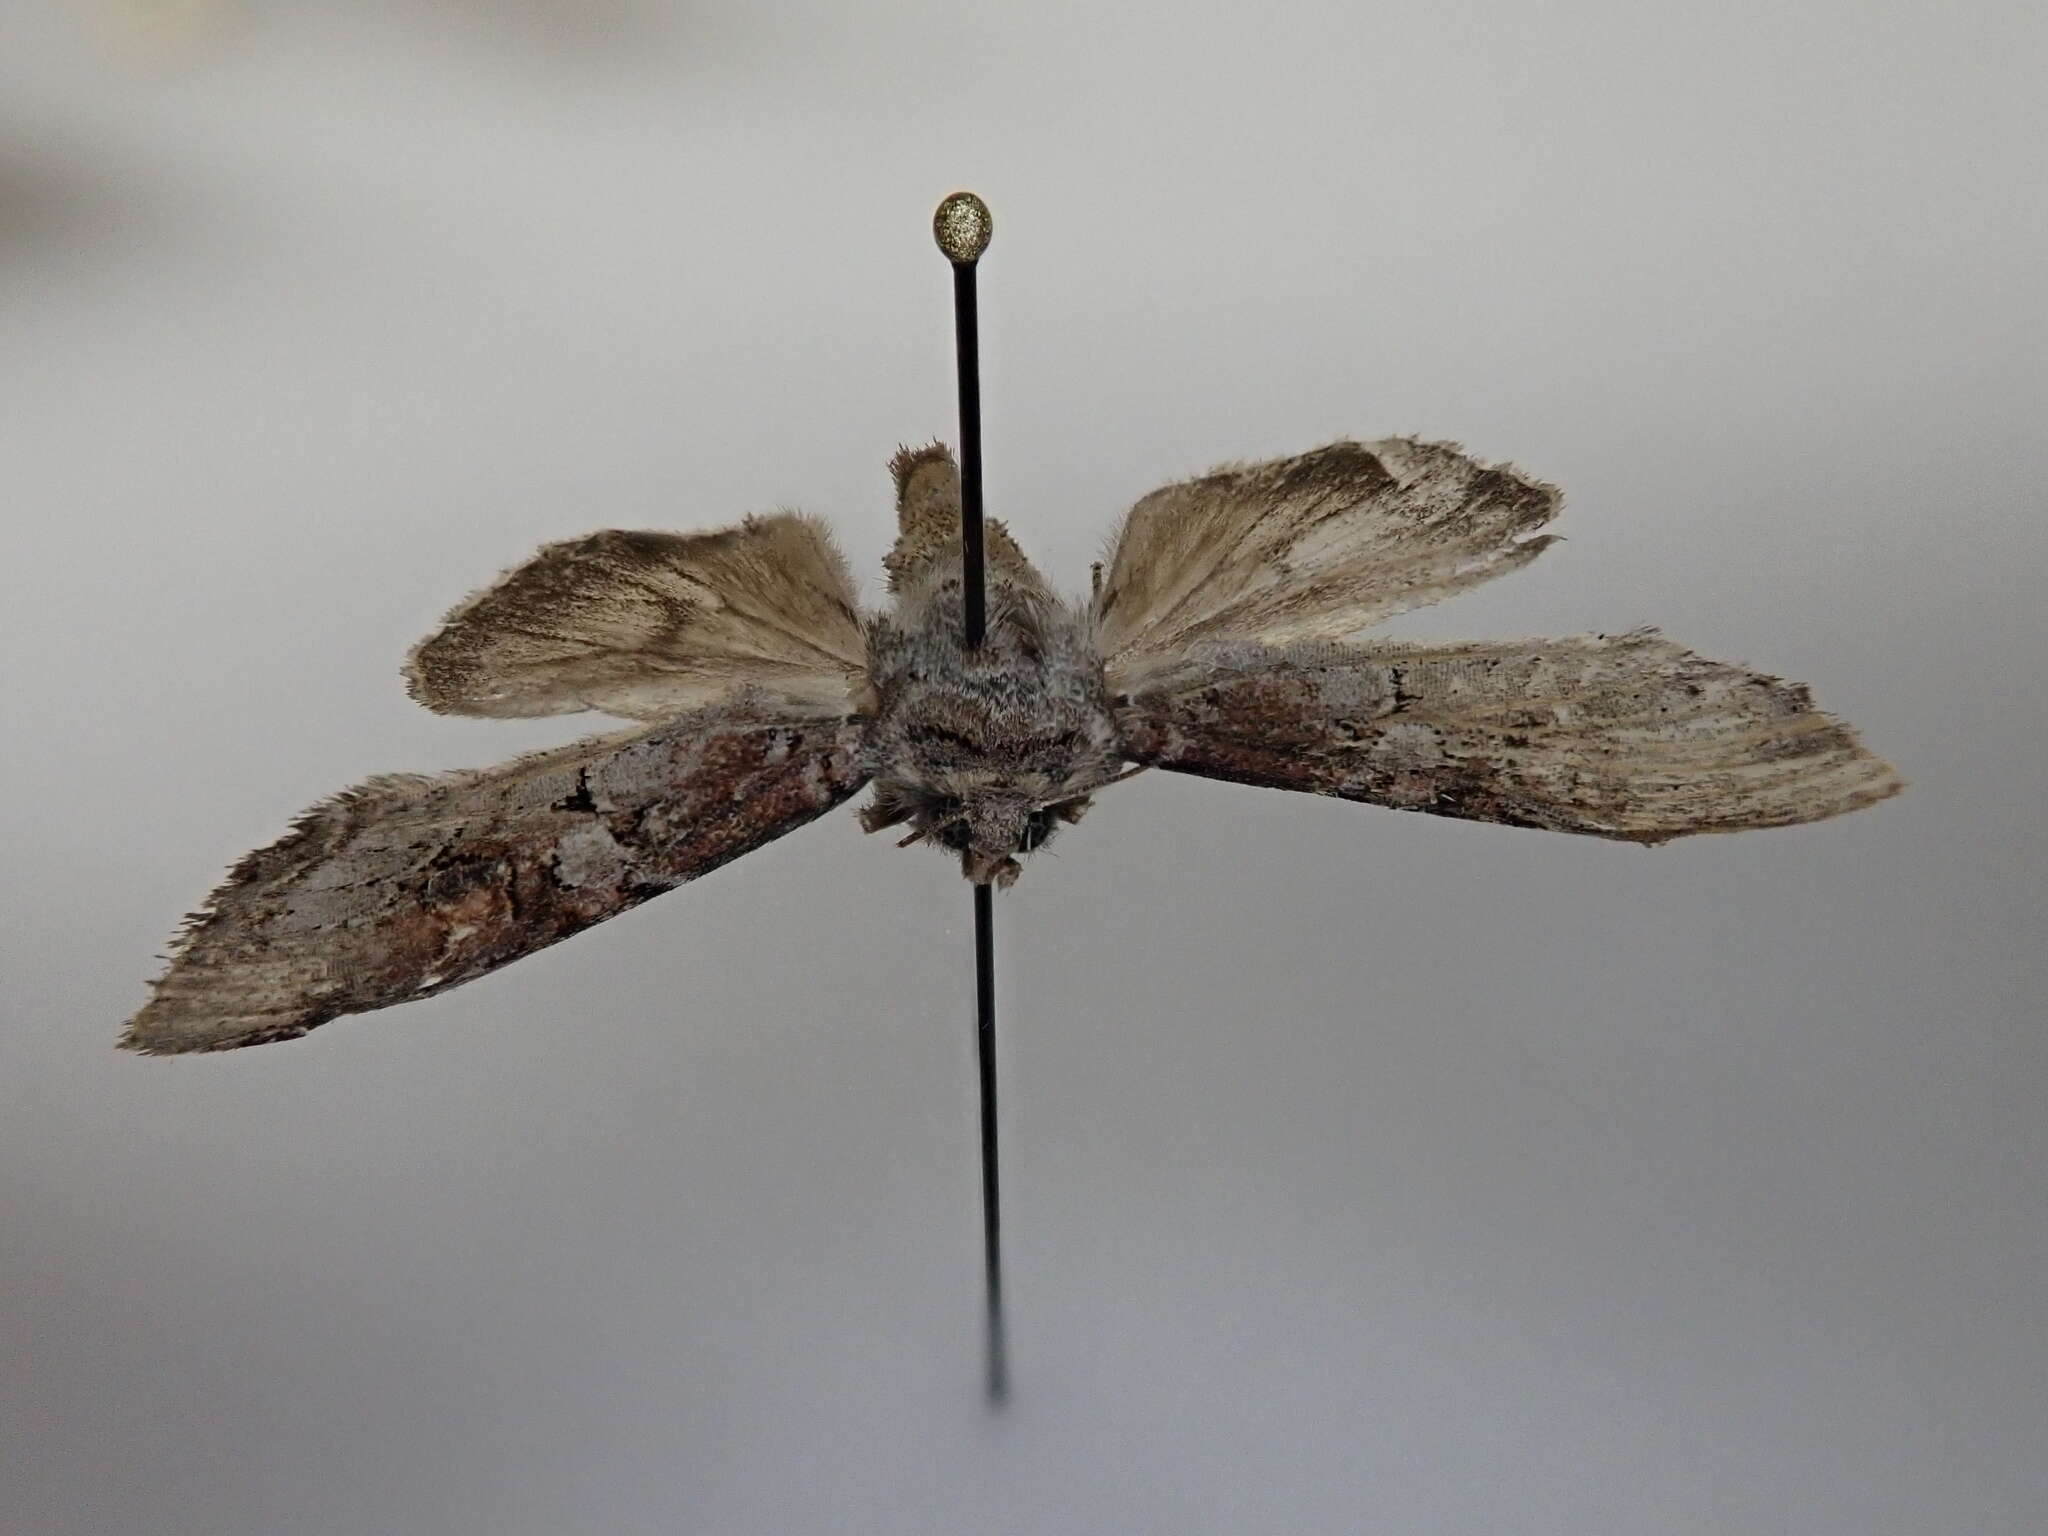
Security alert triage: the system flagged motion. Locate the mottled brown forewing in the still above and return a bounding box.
[1119,634,1901,843]
[124,710,869,1054]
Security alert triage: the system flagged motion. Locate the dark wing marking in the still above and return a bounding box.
[1118,634,1901,843]
[123,708,869,1053]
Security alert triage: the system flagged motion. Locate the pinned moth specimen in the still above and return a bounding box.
[124,439,1900,1054]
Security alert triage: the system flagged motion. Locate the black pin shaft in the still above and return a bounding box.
[973,881,1005,1401]
[934,191,1005,1403]
[953,260,987,649]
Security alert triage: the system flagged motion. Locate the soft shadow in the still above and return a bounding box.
[0,142,206,267]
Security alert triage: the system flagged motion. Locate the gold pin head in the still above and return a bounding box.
[932,192,993,264]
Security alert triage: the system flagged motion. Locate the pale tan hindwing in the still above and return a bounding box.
[406,513,868,721]
[122,708,870,1053]
[1118,633,1901,843]
[1095,439,1561,689]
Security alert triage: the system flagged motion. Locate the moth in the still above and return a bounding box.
[124,439,1901,1054]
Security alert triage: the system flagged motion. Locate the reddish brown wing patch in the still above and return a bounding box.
[123,712,869,1053]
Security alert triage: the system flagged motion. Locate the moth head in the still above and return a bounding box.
[860,782,1094,887]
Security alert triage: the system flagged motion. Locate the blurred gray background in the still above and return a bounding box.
[3,3,2042,1532]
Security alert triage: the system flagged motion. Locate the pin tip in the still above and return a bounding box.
[933,191,993,263]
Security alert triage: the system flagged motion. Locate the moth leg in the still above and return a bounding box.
[1051,795,1094,826]
[965,851,1023,889]
[858,784,916,834]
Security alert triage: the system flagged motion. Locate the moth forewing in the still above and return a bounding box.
[1117,633,1902,842]
[123,706,870,1054]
